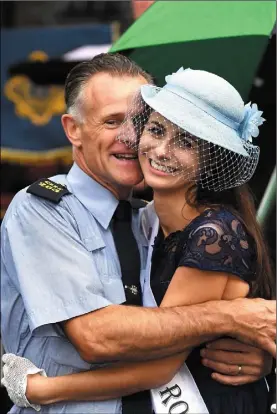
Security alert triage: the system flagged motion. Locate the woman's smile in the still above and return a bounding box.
[148,158,179,175]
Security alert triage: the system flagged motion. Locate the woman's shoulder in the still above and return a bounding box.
[182,207,255,257]
[177,206,256,282]
[185,207,250,240]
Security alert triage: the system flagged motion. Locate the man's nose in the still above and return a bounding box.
[117,122,137,148]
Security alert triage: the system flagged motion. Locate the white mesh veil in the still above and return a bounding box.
[117,89,260,192]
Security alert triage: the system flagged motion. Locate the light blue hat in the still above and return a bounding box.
[140,67,265,158]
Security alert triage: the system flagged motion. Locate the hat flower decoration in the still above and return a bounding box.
[239,102,265,143]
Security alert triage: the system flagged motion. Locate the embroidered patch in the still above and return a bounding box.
[27,178,71,203]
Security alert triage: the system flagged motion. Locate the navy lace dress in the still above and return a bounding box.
[150,208,268,414]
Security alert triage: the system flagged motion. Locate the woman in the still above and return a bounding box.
[2,68,275,413]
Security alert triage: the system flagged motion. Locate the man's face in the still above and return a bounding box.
[68,73,148,196]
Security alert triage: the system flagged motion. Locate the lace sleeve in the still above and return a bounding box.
[177,210,256,283]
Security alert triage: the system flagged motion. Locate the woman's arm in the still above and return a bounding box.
[26,268,249,405]
[27,354,185,405]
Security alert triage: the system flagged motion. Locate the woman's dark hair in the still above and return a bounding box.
[185,182,275,300]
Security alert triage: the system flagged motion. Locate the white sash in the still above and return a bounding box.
[140,203,209,414]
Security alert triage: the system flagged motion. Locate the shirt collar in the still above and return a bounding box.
[67,163,119,230]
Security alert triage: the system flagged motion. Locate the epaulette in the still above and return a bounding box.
[130,198,149,210]
[26,178,71,204]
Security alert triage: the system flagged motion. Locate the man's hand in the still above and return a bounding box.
[200,338,273,385]
[221,298,276,357]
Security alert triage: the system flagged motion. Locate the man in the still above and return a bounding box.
[1,53,275,413]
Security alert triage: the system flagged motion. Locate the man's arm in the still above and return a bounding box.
[63,297,276,362]
[4,195,275,365]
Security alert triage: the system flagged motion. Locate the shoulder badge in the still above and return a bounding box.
[130,198,148,210]
[27,178,71,204]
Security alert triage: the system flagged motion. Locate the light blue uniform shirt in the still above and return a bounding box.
[1,163,148,414]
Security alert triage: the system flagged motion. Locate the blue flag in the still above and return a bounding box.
[1,24,113,164]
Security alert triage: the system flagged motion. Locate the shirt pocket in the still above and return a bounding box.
[96,249,125,304]
[83,238,126,304]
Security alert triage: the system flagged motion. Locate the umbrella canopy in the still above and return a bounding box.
[110,1,276,99]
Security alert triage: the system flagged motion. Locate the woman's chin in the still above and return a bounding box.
[144,175,182,193]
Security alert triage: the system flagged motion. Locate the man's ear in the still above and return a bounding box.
[61,114,82,148]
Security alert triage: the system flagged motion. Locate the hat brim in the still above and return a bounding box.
[141,84,252,157]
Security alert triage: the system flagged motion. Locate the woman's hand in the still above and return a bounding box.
[1,353,47,411]
[200,338,273,386]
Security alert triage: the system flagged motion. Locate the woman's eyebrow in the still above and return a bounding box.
[150,120,166,130]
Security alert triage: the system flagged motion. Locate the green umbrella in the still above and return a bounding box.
[111,1,275,99]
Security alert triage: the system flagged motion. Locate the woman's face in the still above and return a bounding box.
[138,112,199,192]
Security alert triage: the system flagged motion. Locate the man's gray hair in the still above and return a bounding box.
[65,53,153,122]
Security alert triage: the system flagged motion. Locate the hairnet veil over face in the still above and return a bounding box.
[117,90,260,192]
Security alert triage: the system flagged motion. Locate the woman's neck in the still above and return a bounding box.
[153,187,203,237]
